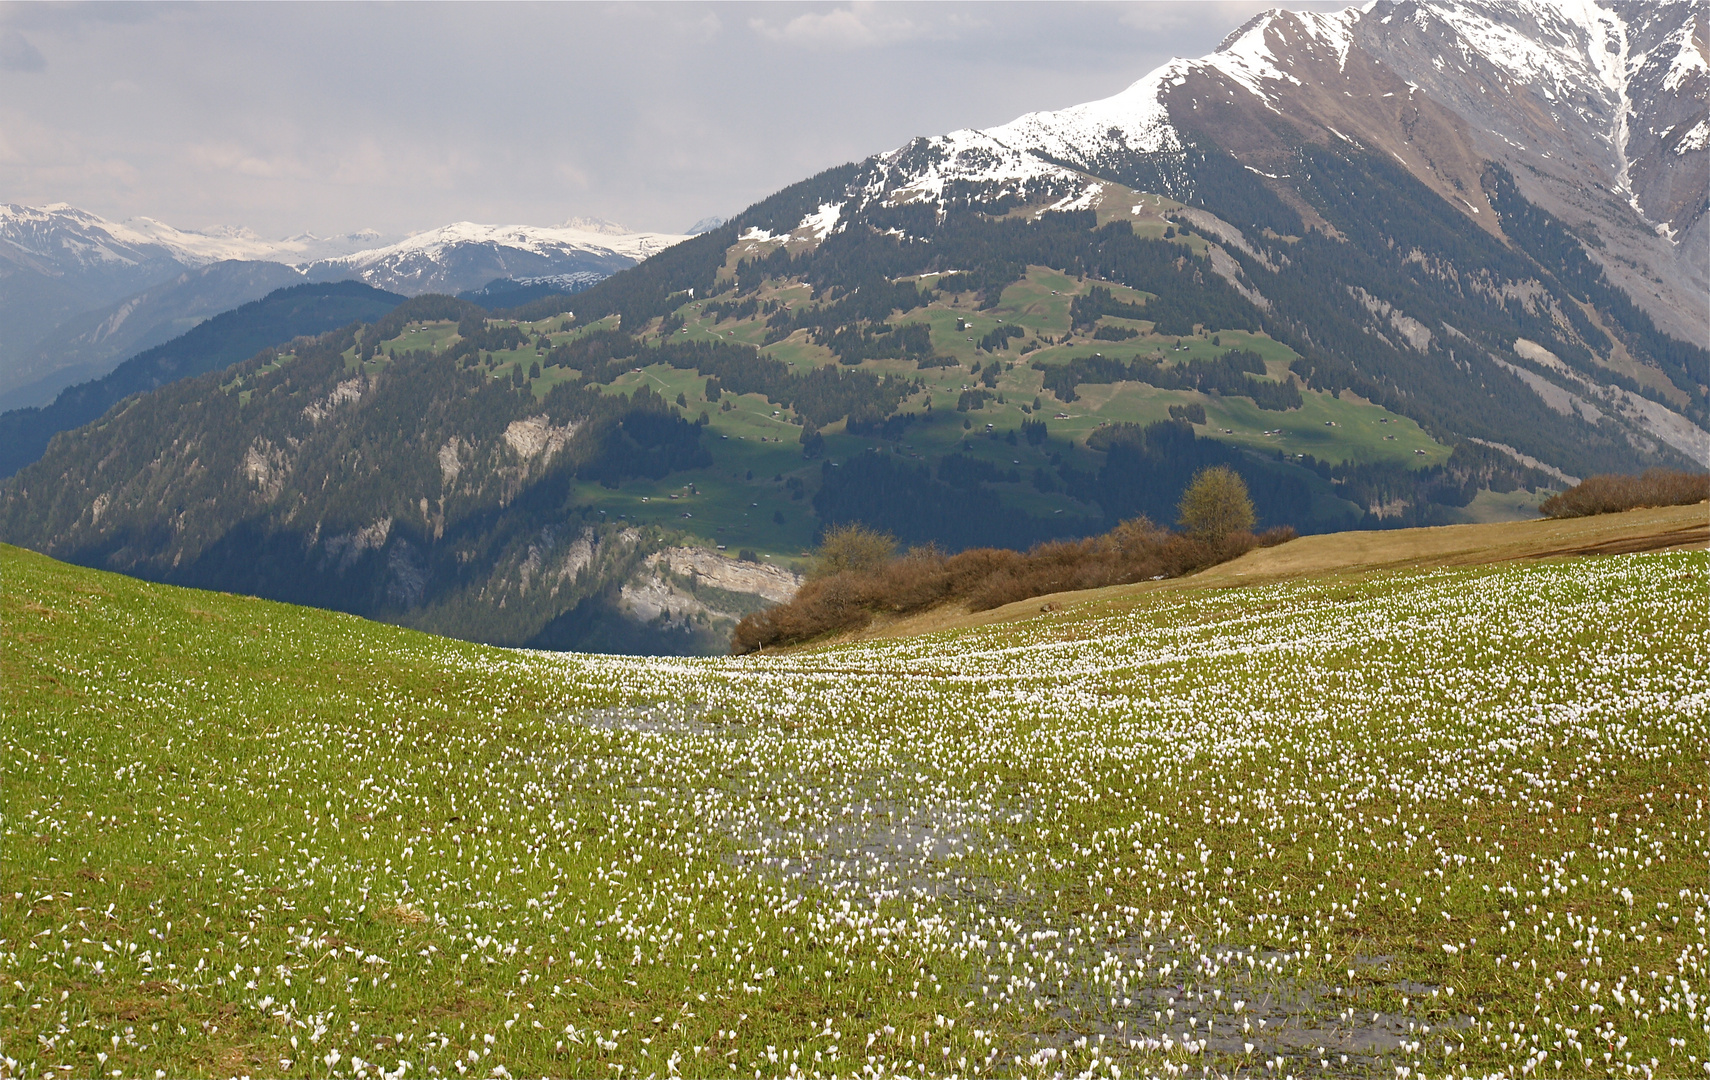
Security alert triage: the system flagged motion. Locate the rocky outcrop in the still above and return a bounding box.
[302,377,365,423]
[649,547,801,604]
[502,415,580,464]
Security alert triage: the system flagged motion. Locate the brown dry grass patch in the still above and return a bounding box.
[821,502,1707,649]
[383,900,429,924]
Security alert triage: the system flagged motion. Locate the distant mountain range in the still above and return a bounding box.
[1,0,1703,657]
[0,202,691,407]
[298,220,688,297]
[0,200,389,271]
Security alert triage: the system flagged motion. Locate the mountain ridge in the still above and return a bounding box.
[854,1,1707,342]
[523,0,1706,471]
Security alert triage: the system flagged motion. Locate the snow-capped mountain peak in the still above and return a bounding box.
[301,220,691,297]
[0,202,395,271]
[990,59,1187,162]
[1211,7,1362,92]
[841,0,1703,343]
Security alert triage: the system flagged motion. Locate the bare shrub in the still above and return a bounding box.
[810,523,896,579]
[1540,470,1709,519]
[731,514,1296,654]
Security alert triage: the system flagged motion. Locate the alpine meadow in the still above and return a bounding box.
[2,2,1707,1079]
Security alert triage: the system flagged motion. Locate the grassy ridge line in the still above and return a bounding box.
[824,503,1709,649]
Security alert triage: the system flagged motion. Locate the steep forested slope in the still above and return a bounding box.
[0,282,404,478]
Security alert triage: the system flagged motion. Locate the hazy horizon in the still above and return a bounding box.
[1,1,1346,238]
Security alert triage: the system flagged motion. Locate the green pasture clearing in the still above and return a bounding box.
[1089,187,1185,229]
[759,333,838,372]
[651,264,1451,472]
[388,321,460,354]
[320,266,1470,542]
[5,540,1705,1080]
[1204,390,1448,467]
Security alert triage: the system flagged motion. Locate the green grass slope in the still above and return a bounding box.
[4,541,1706,1078]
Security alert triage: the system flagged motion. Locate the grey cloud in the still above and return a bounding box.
[747,4,934,49]
[1,29,46,71]
[0,2,1349,238]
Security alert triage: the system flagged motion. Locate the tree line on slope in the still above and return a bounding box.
[1232,148,1699,479]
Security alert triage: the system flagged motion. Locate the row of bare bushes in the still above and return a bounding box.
[730,519,1294,654]
[1540,469,1709,519]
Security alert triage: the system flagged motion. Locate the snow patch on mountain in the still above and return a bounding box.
[1212,8,1362,97]
[318,221,685,274]
[1661,25,1708,93]
[0,203,390,270]
[1676,118,1709,155]
[1422,2,1626,97]
[799,202,844,239]
[878,128,1084,205]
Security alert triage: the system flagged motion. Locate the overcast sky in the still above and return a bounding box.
[1,2,1344,239]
